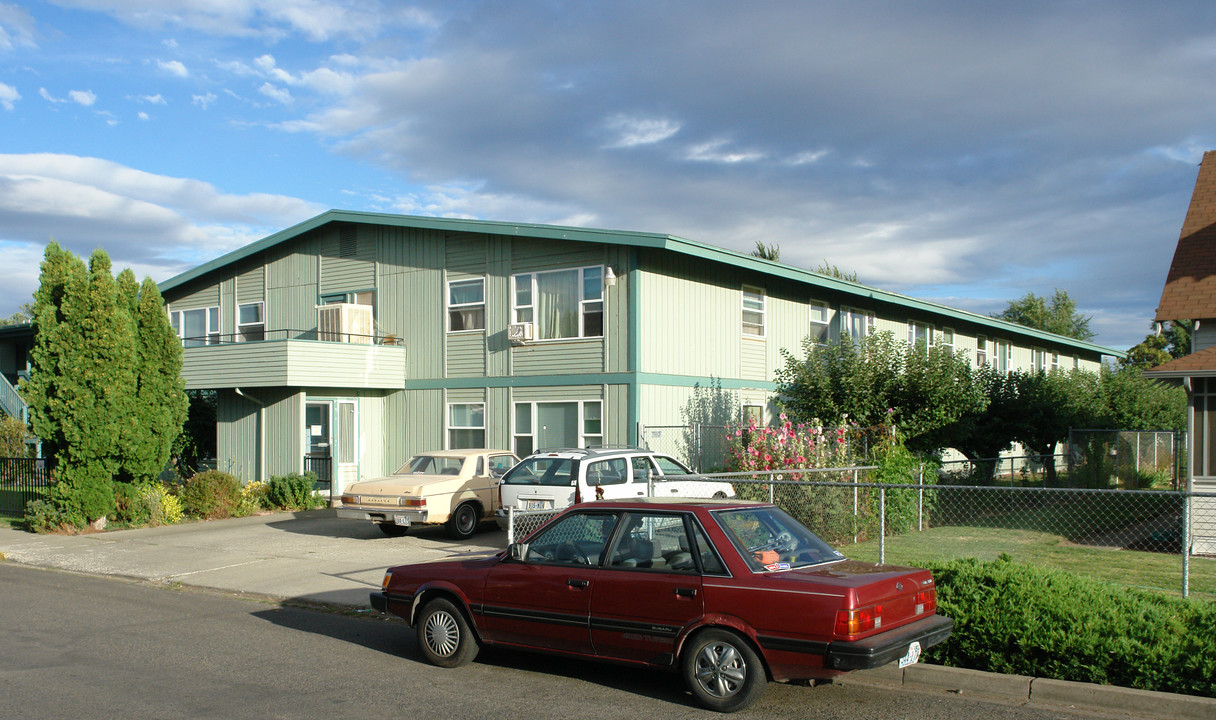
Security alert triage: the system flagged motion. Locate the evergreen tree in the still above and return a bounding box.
[126,276,188,482]
[994,289,1094,342]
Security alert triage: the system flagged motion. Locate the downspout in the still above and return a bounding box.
[234,388,266,484]
[627,248,641,446]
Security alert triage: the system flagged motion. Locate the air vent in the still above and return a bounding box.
[338,225,358,258]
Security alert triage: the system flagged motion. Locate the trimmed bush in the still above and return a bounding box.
[23,499,73,534]
[113,482,153,526]
[924,555,1216,698]
[179,470,240,520]
[266,472,325,510]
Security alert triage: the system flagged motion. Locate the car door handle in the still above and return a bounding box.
[674,588,697,598]
[568,579,590,588]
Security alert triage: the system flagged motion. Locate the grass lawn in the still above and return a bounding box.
[842,524,1216,602]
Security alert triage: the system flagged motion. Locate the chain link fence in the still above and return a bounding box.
[1067,429,1181,490]
[505,466,1216,599]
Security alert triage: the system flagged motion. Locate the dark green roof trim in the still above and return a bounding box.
[158,209,1123,358]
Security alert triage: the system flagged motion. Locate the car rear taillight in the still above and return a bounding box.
[401,498,426,508]
[914,588,937,615]
[835,604,884,636]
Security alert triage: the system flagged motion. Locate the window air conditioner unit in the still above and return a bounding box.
[317,303,374,344]
[507,322,534,345]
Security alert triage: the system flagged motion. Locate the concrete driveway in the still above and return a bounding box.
[0,508,505,607]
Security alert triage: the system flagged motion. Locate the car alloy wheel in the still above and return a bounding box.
[682,629,766,712]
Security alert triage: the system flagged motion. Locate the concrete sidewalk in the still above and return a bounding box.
[1,509,1212,720]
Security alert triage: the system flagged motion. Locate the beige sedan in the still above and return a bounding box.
[338,449,520,539]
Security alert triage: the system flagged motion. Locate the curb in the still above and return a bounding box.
[846,663,1216,720]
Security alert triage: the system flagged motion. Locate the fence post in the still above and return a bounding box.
[852,469,859,544]
[1182,492,1191,598]
[918,463,924,532]
[879,486,886,564]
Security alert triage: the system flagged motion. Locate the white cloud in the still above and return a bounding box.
[0,152,323,313]
[38,87,62,103]
[602,114,680,148]
[258,82,291,104]
[137,111,149,120]
[192,92,217,109]
[68,89,96,106]
[0,3,38,51]
[139,93,166,104]
[683,139,765,164]
[0,81,18,110]
[158,59,188,77]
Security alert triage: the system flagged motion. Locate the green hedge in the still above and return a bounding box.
[924,555,1216,698]
[266,472,325,511]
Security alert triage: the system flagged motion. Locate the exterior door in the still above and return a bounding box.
[537,402,578,450]
[335,400,358,496]
[305,402,332,484]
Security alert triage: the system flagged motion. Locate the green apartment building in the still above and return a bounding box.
[155,210,1119,492]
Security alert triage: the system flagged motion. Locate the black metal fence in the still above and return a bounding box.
[302,455,333,504]
[0,457,53,519]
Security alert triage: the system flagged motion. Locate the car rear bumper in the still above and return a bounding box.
[337,508,428,525]
[826,614,954,670]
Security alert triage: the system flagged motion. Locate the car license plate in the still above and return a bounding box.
[525,500,550,510]
[898,641,922,668]
[393,516,412,526]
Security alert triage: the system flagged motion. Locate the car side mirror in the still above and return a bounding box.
[508,542,530,561]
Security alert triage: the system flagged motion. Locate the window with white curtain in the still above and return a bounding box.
[513,267,604,340]
[447,278,485,332]
[841,307,875,343]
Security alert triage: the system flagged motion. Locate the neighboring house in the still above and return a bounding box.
[0,324,33,425]
[1144,150,1216,556]
[155,210,1119,495]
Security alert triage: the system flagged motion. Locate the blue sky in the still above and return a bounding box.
[3,1,1216,350]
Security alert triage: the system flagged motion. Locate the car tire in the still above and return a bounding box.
[681,629,766,713]
[377,522,409,537]
[416,597,479,668]
[445,502,479,540]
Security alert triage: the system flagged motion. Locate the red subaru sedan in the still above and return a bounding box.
[372,497,952,712]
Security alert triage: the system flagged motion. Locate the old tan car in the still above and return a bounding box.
[338,449,520,539]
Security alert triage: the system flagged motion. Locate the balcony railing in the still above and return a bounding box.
[179,329,404,347]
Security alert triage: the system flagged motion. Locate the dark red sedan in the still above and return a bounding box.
[372,497,952,712]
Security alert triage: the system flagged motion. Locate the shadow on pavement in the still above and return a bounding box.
[265,511,506,547]
[252,592,693,709]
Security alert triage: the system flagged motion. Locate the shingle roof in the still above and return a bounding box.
[1143,344,1216,378]
[1156,150,1216,322]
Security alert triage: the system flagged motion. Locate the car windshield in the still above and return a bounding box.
[398,455,466,475]
[713,506,845,572]
[501,457,574,486]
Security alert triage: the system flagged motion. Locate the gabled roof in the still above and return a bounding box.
[1156,150,1216,322]
[159,209,1121,357]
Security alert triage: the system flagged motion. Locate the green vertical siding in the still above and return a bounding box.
[217,389,259,481]
[171,283,220,310]
[264,389,303,477]
[236,264,265,305]
[319,224,376,295]
[446,233,487,275]
[511,238,603,272]
[487,237,512,377]
[511,342,604,375]
[637,250,740,378]
[741,338,767,381]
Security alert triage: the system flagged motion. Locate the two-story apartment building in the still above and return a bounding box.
[154,210,1118,493]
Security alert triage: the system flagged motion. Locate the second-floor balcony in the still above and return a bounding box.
[180,329,406,391]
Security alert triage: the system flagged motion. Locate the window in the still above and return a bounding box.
[170,307,219,347]
[908,321,934,351]
[583,401,603,447]
[1051,351,1060,371]
[322,290,375,311]
[513,403,533,457]
[742,286,765,337]
[995,340,1011,373]
[447,278,485,332]
[608,512,700,572]
[513,267,604,340]
[238,302,264,342]
[976,336,988,367]
[1034,347,1048,372]
[809,301,831,343]
[587,458,629,486]
[841,307,875,343]
[742,404,763,426]
[448,403,485,449]
[939,328,955,353]
[522,511,620,566]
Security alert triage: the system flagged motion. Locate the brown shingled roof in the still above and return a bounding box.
[1156,150,1216,322]
[1144,344,1216,377]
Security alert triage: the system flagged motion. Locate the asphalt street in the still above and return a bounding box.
[1,509,1212,720]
